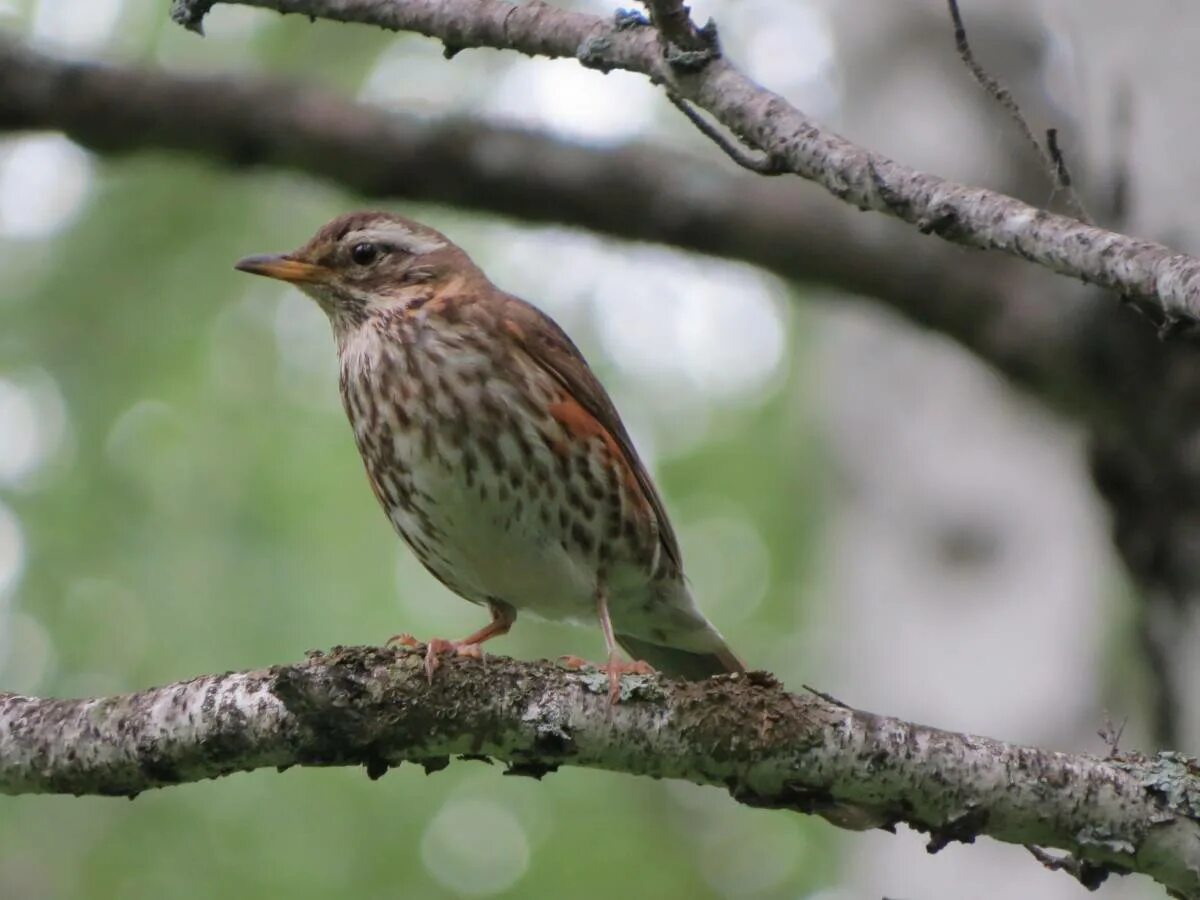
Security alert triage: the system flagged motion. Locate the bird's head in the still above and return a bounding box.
[235,210,479,331]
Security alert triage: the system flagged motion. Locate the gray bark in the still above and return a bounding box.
[3,646,1200,897]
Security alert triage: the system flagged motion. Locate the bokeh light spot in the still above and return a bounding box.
[0,611,56,698]
[743,2,836,104]
[193,4,271,40]
[592,248,787,399]
[0,370,71,489]
[421,799,530,896]
[487,60,657,143]
[273,291,339,404]
[0,380,41,486]
[31,0,125,51]
[0,135,93,241]
[697,814,800,897]
[0,501,24,598]
[681,512,771,622]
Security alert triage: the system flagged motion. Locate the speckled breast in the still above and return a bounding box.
[337,311,661,620]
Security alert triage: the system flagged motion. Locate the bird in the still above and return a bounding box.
[235,211,744,699]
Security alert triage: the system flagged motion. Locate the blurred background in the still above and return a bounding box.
[0,0,1189,897]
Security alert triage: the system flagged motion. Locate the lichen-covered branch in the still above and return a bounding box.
[168,0,1200,332]
[2,646,1199,897]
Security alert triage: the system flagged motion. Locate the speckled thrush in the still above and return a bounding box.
[235,211,744,698]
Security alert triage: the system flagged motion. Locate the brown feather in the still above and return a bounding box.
[498,294,683,576]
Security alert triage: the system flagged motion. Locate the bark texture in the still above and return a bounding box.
[3,646,1200,897]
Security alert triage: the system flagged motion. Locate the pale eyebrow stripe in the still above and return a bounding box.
[346,225,446,255]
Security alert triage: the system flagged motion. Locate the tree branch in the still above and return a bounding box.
[168,0,1200,333]
[0,37,1059,394]
[3,645,1199,897]
[664,91,788,175]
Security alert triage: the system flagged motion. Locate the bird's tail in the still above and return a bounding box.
[616,630,745,681]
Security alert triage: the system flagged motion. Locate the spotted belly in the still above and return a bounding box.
[342,334,661,622]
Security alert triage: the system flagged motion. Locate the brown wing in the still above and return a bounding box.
[500,294,682,574]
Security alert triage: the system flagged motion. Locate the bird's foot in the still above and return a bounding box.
[559,655,655,703]
[422,638,486,681]
[388,633,484,682]
[558,655,592,670]
[602,658,655,703]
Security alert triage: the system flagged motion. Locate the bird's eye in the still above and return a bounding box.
[350,242,379,266]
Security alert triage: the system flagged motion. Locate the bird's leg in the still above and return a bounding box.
[588,584,655,703]
[389,601,516,682]
[445,601,516,663]
[595,585,622,702]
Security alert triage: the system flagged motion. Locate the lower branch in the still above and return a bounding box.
[2,646,1198,897]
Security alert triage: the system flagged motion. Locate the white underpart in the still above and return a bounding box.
[339,323,600,625]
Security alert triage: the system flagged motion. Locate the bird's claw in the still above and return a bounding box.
[602,658,655,703]
[389,635,485,682]
[558,655,655,703]
[422,638,454,681]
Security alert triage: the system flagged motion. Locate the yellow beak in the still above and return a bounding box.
[234,253,330,284]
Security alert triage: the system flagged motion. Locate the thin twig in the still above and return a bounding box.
[666,92,787,175]
[1026,845,1111,891]
[945,0,1092,224]
[1097,712,1128,759]
[1046,128,1073,188]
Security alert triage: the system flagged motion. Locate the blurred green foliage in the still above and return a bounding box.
[0,5,834,899]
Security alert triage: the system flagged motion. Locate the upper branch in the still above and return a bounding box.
[0,37,1057,398]
[2,646,1199,897]
[168,0,1200,332]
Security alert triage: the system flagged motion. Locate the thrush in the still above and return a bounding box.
[235,211,744,697]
